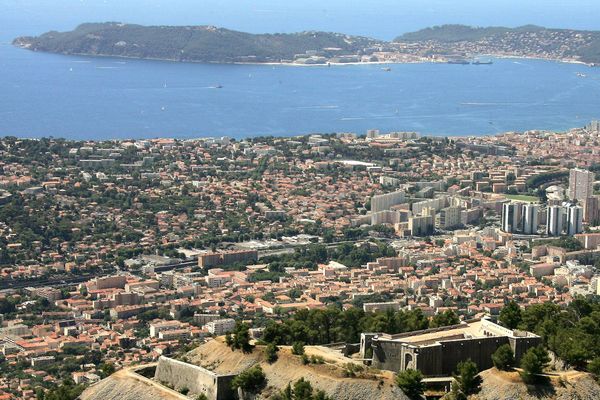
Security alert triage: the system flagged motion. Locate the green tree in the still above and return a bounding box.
[229,322,253,353]
[451,359,481,400]
[588,357,600,381]
[499,301,522,329]
[231,365,266,393]
[292,341,305,356]
[491,344,515,371]
[430,310,459,328]
[520,346,550,383]
[265,343,279,363]
[396,369,424,399]
[293,377,313,400]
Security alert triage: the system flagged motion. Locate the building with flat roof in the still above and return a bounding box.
[363,317,540,377]
[569,168,594,202]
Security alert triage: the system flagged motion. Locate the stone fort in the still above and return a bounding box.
[361,317,541,377]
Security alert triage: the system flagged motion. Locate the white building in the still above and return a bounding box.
[566,205,584,236]
[205,318,236,335]
[371,189,406,213]
[546,205,564,236]
[521,204,540,235]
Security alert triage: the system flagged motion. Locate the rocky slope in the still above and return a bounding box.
[186,338,408,400]
[471,368,600,400]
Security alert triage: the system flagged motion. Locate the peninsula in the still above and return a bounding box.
[12,22,600,65]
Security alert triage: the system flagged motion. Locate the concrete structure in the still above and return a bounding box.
[501,203,522,233]
[371,189,406,213]
[521,204,539,235]
[412,196,448,216]
[583,196,599,225]
[566,205,584,236]
[546,205,565,236]
[198,250,258,269]
[205,318,236,335]
[154,356,236,400]
[437,206,461,230]
[371,210,404,225]
[408,214,434,236]
[568,168,594,202]
[366,317,540,377]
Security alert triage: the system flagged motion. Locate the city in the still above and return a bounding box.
[0,121,599,399]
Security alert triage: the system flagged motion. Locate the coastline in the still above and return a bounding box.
[16,45,595,68]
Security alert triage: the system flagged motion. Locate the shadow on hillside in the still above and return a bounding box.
[525,376,555,398]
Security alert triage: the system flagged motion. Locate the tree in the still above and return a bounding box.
[588,357,600,381]
[292,341,305,356]
[491,344,515,371]
[520,346,550,383]
[293,377,313,400]
[499,301,522,329]
[265,343,279,363]
[231,365,266,393]
[100,362,116,377]
[451,359,481,399]
[229,322,253,353]
[396,369,424,399]
[430,310,459,328]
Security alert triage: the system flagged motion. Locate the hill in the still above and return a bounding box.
[395,24,600,64]
[471,368,600,400]
[396,24,546,42]
[13,22,382,64]
[185,338,408,399]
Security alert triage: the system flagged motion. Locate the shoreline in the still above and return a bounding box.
[15,45,596,68]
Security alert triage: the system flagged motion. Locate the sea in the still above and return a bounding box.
[2,0,600,140]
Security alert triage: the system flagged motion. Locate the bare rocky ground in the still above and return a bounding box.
[186,338,408,400]
[470,368,600,400]
[79,339,600,400]
[79,365,187,400]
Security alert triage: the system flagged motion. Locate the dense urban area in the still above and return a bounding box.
[1,122,600,400]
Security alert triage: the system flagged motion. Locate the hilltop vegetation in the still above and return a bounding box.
[395,24,600,64]
[13,22,381,63]
[396,24,546,42]
[14,22,600,65]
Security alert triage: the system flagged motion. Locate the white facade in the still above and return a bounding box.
[546,205,564,236]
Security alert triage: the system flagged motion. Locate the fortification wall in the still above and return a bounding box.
[154,356,236,400]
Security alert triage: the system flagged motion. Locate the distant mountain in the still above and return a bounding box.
[13,22,383,64]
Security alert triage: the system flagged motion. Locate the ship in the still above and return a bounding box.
[447,59,470,65]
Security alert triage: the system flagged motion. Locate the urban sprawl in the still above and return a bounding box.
[0,122,599,399]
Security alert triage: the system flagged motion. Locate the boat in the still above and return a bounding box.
[382,67,392,71]
[447,59,470,65]
[215,84,223,89]
[576,72,587,78]
[472,60,493,65]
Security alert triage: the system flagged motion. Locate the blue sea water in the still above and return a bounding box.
[2,0,600,139]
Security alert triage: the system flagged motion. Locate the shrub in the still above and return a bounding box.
[492,344,515,371]
[265,343,279,363]
[451,359,481,399]
[520,346,550,384]
[395,369,424,400]
[231,365,266,393]
[292,341,305,356]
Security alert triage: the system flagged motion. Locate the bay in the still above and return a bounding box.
[2,0,600,139]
